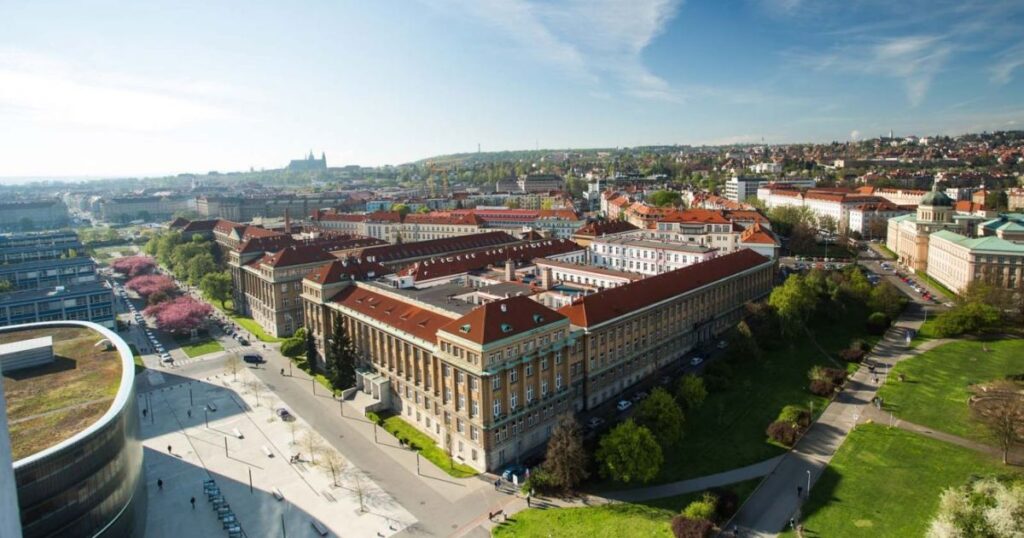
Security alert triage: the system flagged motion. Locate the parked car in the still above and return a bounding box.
[616,400,632,412]
[242,354,265,364]
[237,338,250,346]
[586,417,605,430]
[690,357,704,366]
[276,408,295,422]
[501,464,527,482]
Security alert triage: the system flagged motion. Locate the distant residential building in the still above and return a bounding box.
[196,193,350,221]
[571,220,639,248]
[99,195,192,223]
[1007,188,1024,211]
[589,230,719,276]
[518,174,565,193]
[0,201,69,232]
[758,187,912,233]
[749,162,783,174]
[655,209,779,258]
[724,176,768,202]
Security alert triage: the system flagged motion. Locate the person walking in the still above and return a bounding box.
[167,445,172,454]
[157,479,163,491]
[187,409,192,418]
[190,496,195,510]
[526,494,531,508]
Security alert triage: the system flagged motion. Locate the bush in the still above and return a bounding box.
[766,420,801,446]
[809,379,834,396]
[777,405,811,428]
[365,411,383,425]
[521,467,560,495]
[838,348,866,362]
[822,367,848,386]
[703,360,733,392]
[710,488,740,521]
[866,312,890,334]
[681,493,717,520]
[934,302,1002,337]
[670,516,715,538]
[280,337,305,358]
[849,338,870,352]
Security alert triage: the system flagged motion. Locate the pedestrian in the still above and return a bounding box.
[167,445,172,454]
[142,408,148,418]
[190,496,195,510]
[494,478,500,491]
[797,485,803,497]
[187,409,192,418]
[526,495,531,508]
[789,517,795,529]
[157,479,163,490]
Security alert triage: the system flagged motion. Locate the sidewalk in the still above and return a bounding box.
[726,301,942,536]
[858,406,1019,462]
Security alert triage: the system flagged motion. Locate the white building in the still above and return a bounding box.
[589,230,719,276]
[724,176,767,202]
[749,162,783,174]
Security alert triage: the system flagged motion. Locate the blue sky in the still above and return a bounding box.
[1,0,1022,177]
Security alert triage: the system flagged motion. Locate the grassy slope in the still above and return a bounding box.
[878,338,1024,441]
[493,479,761,538]
[631,303,875,485]
[377,414,478,478]
[784,424,1014,537]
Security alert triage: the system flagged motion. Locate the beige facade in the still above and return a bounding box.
[927,230,1024,294]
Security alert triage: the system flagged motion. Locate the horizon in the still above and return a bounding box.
[2,0,1023,178]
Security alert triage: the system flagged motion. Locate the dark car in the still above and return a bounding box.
[242,354,265,364]
[276,408,295,422]
[237,338,250,346]
[501,464,527,482]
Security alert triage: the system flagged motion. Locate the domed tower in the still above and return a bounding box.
[917,181,953,224]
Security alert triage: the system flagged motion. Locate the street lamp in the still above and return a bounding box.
[806,470,811,498]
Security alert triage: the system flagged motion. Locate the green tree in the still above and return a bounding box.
[985,190,1009,211]
[635,387,685,449]
[325,315,357,389]
[543,414,589,491]
[185,252,217,285]
[647,190,682,207]
[199,271,232,308]
[280,336,305,358]
[928,477,1024,537]
[391,203,411,217]
[934,301,1001,337]
[595,419,663,484]
[0,280,11,293]
[869,281,906,319]
[676,374,708,410]
[769,274,819,336]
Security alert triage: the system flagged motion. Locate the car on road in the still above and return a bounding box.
[690,356,704,366]
[237,338,250,346]
[242,354,265,364]
[616,400,632,412]
[276,408,295,422]
[501,464,527,482]
[585,417,605,430]
[160,354,173,364]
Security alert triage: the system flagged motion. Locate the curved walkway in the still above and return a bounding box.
[603,456,783,502]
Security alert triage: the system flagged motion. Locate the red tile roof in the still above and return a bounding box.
[256,237,387,268]
[658,209,731,224]
[350,231,520,265]
[439,295,565,345]
[305,258,388,284]
[573,219,639,237]
[557,249,771,328]
[739,223,779,245]
[396,238,582,282]
[332,286,456,342]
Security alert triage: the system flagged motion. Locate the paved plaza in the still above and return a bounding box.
[139,368,416,538]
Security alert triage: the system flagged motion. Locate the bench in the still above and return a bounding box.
[233,428,244,439]
[272,487,284,501]
[261,445,273,458]
[311,520,329,536]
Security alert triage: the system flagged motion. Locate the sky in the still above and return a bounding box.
[1,0,1023,178]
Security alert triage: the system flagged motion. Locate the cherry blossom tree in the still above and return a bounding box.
[125,275,177,300]
[143,296,212,334]
[110,256,157,278]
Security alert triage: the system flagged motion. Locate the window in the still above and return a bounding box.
[525,363,533,377]
[541,380,549,397]
[471,426,479,441]
[526,386,534,403]
[457,419,464,433]
[541,358,548,371]
[457,371,465,384]
[444,388,451,403]
[458,394,465,410]
[470,377,478,391]
[443,364,451,377]
[556,373,563,390]
[471,400,479,417]
[510,393,518,411]
[509,369,518,383]
[493,400,501,417]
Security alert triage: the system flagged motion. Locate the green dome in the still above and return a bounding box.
[921,186,953,207]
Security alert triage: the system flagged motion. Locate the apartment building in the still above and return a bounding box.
[0,233,83,265]
[571,220,639,248]
[196,194,351,221]
[558,249,775,409]
[589,231,719,276]
[0,282,115,328]
[0,257,97,291]
[0,201,69,232]
[759,186,911,234]
[99,195,192,223]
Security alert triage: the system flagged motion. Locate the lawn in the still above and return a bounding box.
[493,479,761,538]
[783,423,1014,537]
[232,315,286,343]
[173,335,224,358]
[371,412,477,478]
[789,242,857,260]
[613,303,876,485]
[919,272,957,300]
[878,244,897,260]
[877,338,1024,441]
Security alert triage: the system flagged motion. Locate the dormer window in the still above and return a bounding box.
[500,323,513,333]
[533,314,544,324]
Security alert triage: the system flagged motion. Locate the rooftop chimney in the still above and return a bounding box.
[284,208,292,234]
[505,259,515,281]
[541,267,553,290]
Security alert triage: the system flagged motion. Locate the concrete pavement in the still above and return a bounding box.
[725,299,938,536]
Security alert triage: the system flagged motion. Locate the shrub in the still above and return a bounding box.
[849,338,870,352]
[280,337,305,358]
[681,493,717,520]
[521,467,560,495]
[671,516,715,538]
[703,360,733,392]
[766,420,801,446]
[823,367,848,386]
[777,405,811,428]
[866,312,890,334]
[809,379,834,396]
[710,488,740,521]
[838,348,866,362]
[365,411,383,425]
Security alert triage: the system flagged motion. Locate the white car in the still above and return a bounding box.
[616,400,632,412]
[690,357,704,366]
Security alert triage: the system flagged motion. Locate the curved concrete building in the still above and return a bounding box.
[1,321,145,538]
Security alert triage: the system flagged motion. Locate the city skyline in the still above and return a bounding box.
[1,0,1023,178]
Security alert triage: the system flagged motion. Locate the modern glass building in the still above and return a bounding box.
[2,321,145,537]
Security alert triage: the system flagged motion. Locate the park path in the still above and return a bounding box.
[858,406,1022,463]
[724,300,950,537]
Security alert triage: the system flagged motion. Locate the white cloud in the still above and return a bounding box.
[990,42,1024,85]
[424,0,684,101]
[0,49,236,132]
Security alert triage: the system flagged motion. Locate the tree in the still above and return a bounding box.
[544,414,589,491]
[595,419,663,484]
[972,389,1024,465]
[648,190,682,207]
[110,256,156,277]
[985,190,1009,211]
[325,315,357,390]
[670,516,715,538]
[769,274,819,336]
[927,477,1024,537]
[319,449,346,487]
[391,203,411,217]
[126,274,176,299]
[143,296,212,334]
[185,252,217,285]
[934,302,1001,337]
[0,280,11,293]
[676,374,708,410]
[869,281,906,319]
[681,492,718,520]
[636,388,685,449]
[302,430,323,465]
[818,214,838,236]
[224,353,241,381]
[305,329,319,381]
[200,271,232,308]
[280,336,306,358]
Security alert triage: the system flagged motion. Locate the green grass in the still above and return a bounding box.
[493,479,761,538]
[790,242,856,259]
[783,423,1015,537]
[877,338,1024,441]
[232,315,286,343]
[373,413,477,478]
[878,244,897,260]
[607,303,875,486]
[173,335,224,358]
[919,272,957,300]
[292,356,335,393]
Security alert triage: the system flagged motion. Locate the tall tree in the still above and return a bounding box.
[325,315,357,390]
[200,271,232,308]
[635,387,685,448]
[595,419,663,484]
[544,414,589,491]
[972,391,1024,465]
[769,274,819,336]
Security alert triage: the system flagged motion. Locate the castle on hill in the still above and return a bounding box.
[287,151,327,172]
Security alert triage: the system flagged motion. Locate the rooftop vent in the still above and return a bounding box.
[500,303,508,313]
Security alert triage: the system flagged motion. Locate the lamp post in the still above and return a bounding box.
[806,470,811,498]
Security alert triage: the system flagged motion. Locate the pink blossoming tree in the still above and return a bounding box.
[125,275,176,300]
[143,296,212,334]
[110,256,157,278]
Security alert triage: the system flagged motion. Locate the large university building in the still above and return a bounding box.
[301,249,775,471]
